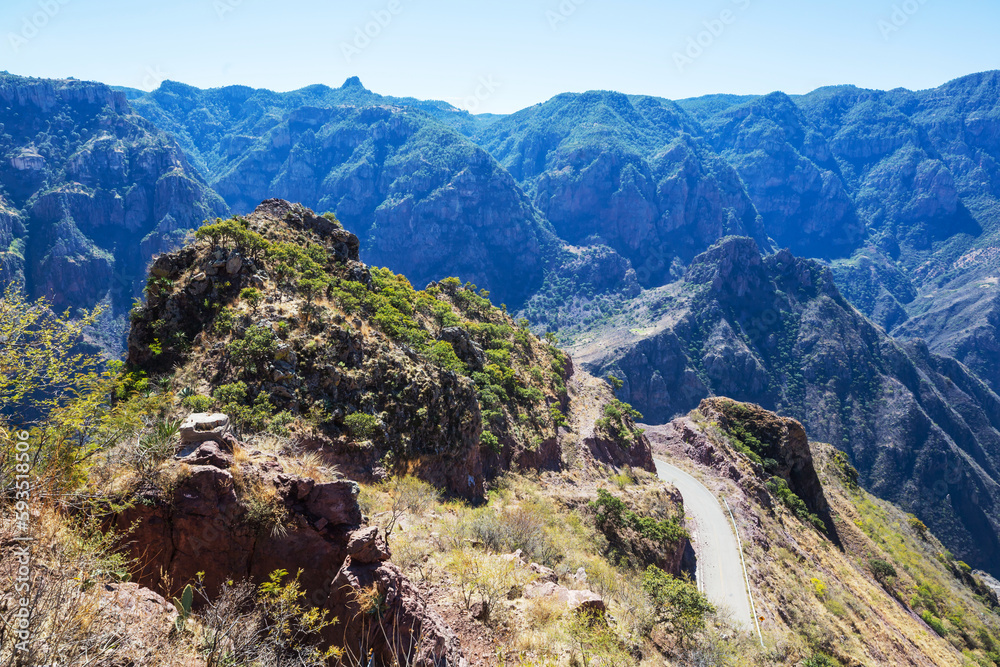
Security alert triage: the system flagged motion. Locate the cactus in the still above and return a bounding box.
[172,583,194,632]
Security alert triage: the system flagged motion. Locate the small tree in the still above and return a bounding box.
[257,569,341,667]
[642,565,714,646]
[240,287,263,313]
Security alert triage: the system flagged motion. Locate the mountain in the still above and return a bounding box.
[472,90,769,287]
[0,73,227,318]
[571,237,1000,574]
[124,79,554,306]
[127,200,651,493]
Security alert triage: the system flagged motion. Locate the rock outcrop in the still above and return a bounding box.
[578,237,1000,574]
[0,73,227,318]
[116,422,465,664]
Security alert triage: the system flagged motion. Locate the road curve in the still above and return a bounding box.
[654,458,754,630]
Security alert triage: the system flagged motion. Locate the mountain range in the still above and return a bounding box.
[3,70,1000,574]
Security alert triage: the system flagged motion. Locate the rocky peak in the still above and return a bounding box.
[684,236,767,297]
[341,76,367,90]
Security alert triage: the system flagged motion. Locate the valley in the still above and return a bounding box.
[2,66,1000,665]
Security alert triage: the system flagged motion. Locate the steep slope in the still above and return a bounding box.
[126,200,651,497]
[126,79,556,307]
[474,91,769,286]
[0,73,227,315]
[647,398,1000,666]
[571,237,1000,574]
[700,91,864,258]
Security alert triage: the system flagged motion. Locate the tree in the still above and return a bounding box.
[0,285,153,495]
[240,287,263,313]
[641,565,714,646]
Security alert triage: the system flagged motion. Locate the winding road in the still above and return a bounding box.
[654,458,755,630]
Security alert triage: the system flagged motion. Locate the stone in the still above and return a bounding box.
[325,560,466,667]
[345,526,391,564]
[305,480,362,527]
[529,562,557,583]
[179,413,231,444]
[226,252,243,275]
[524,581,605,614]
[179,441,233,469]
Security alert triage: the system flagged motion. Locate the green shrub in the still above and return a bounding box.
[425,341,466,374]
[869,558,898,586]
[921,610,948,636]
[181,394,212,412]
[766,476,826,531]
[212,382,282,433]
[228,325,277,375]
[641,565,714,644]
[590,489,687,545]
[481,431,501,454]
[594,400,644,445]
[343,413,381,440]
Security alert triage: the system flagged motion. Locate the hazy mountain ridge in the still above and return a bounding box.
[0,73,227,319]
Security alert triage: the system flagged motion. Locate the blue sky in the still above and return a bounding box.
[2,0,998,114]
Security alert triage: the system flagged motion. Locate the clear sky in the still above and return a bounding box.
[2,0,998,114]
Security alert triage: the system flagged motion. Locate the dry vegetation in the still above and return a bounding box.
[357,471,755,666]
[651,407,1000,667]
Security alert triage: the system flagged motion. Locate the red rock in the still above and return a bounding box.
[345,526,391,564]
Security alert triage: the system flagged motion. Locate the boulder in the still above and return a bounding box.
[529,562,557,583]
[179,412,231,444]
[524,581,606,614]
[438,327,486,370]
[345,526,391,564]
[305,480,363,527]
[325,559,467,667]
[225,252,243,275]
[179,440,233,469]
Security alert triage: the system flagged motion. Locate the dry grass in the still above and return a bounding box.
[0,503,201,666]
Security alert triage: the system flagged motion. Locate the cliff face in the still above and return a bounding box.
[474,91,769,286]
[574,237,1000,574]
[127,200,652,497]
[0,74,227,315]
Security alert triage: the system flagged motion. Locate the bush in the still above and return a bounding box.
[869,558,898,586]
[181,394,212,412]
[641,565,714,644]
[594,400,643,446]
[921,610,948,636]
[343,413,381,440]
[766,476,826,532]
[481,431,501,454]
[227,325,277,375]
[425,340,466,374]
[462,506,561,565]
[590,489,687,546]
